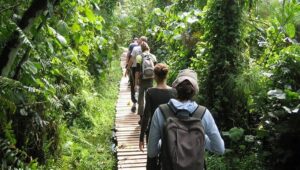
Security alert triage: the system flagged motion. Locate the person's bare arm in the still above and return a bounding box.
[127,57,133,68]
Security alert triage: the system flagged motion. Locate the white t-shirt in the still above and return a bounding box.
[131,46,142,67]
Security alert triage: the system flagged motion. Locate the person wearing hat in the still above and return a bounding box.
[147,69,225,164]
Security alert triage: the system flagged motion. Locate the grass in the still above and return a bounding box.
[44,56,122,170]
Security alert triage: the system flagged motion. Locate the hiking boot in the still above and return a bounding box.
[131,105,136,113]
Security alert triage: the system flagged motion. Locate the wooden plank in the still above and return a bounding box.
[115,120,139,123]
[118,141,140,144]
[116,132,140,135]
[118,159,147,164]
[117,140,140,144]
[118,155,147,161]
[118,163,146,168]
[117,136,140,139]
[116,55,147,169]
[117,151,146,156]
[117,148,147,152]
[115,121,139,124]
[119,167,146,170]
[116,134,140,137]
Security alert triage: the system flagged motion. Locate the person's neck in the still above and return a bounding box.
[177,99,189,102]
[156,81,169,89]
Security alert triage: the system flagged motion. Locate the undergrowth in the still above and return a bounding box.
[206,152,263,170]
[44,57,121,169]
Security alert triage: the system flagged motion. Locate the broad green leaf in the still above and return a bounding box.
[193,9,202,16]
[48,26,67,45]
[51,57,62,64]
[56,34,67,45]
[285,23,295,38]
[57,20,69,35]
[244,135,255,142]
[99,37,107,46]
[74,35,84,44]
[85,8,96,22]
[79,45,90,56]
[71,23,81,32]
[33,62,42,70]
[187,16,199,24]
[179,12,189,20]
[25,61,38,74]
[173,34,182,40]
[47,41,54,53]
[51,69,62,76]
[20,108,28,116]
[282,106,292,114]
[267,89,286,99]
[153,8,163,16]
[228,127,244,142]
[95,21,103,31]
[47,26,56,36]
[35,78,45,88]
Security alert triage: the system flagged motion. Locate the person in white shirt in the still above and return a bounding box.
[127,36,147,113]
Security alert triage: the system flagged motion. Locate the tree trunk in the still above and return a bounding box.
[0,0,48,77]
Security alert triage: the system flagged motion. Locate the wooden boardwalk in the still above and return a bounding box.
[115,52,147,170]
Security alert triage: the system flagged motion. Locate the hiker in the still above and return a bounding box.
[147,69,225,170]
[127,36,147,113]
[135,41,157,124]
[139,63,177,169]
[125,37,138,76]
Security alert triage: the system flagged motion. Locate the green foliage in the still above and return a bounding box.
[142,0,299,169]
[207,152,263,170]
[201,0,248,129]
[0,0,122,168]
[44,59,121,169]
[145,4,204,85]
[0,138,39,169]
[223,127,245,142]
[1,0,299,169]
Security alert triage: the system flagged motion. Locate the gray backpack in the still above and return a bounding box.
[159,103,206,170]
[141,53,155,79]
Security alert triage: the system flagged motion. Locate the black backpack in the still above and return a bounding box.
[159,103,206,170]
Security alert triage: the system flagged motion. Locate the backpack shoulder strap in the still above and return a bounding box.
[192,105,206,119]
[159,104,174,120]
[150,53,157,62]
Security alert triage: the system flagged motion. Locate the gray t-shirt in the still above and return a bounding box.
[131,46,142,67]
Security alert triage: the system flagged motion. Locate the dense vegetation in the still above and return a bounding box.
[0,0,121,169]
[1,0,299,169]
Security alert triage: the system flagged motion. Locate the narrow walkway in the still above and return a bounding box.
[115,51,147,170]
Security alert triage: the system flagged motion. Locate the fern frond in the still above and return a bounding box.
[0,138,28,169]
[9,21,34,49]
[0,76,42,94]
[0,97,16,114]
[0,76,23,90]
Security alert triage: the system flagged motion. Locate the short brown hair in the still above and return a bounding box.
[141,41,150,52]
[154,63,169,81]
[140,36,148,42]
